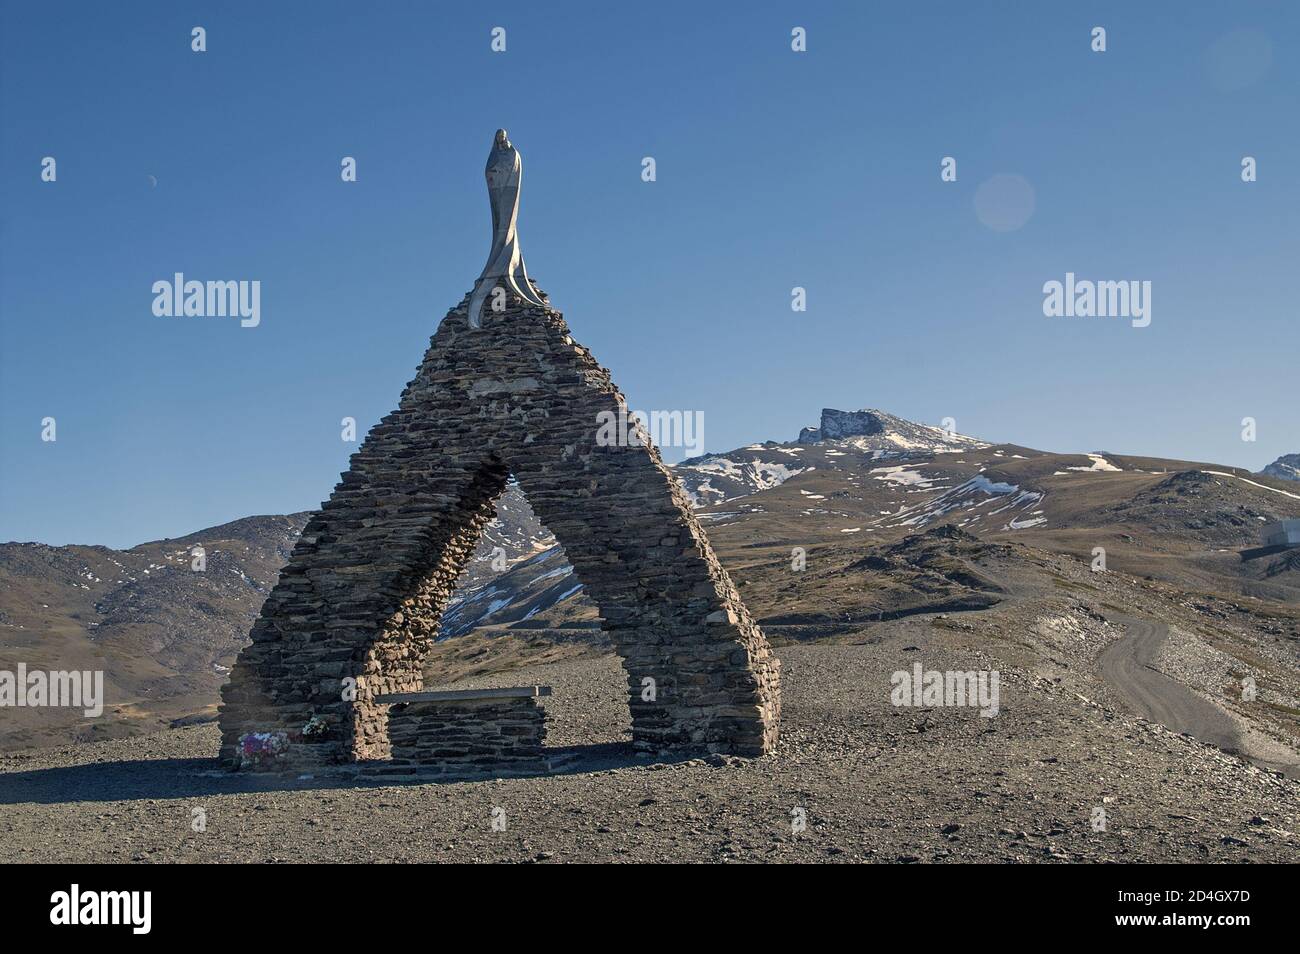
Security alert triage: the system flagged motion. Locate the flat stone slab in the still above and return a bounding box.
[374,686,552,705]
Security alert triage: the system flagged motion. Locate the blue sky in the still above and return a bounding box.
[2,2,1296,547]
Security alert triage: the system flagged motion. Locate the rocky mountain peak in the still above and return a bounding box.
[797,408,987,452]
[1261,454,1300,483]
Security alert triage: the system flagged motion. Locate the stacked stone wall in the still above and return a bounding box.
[376,696,548,777]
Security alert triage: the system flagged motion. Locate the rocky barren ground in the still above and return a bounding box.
[3,623,1297,864]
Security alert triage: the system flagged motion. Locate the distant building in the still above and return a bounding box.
[1261,518,1300,548]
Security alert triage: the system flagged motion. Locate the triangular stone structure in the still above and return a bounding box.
[218,131,780,770]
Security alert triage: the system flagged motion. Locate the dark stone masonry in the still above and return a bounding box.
[217,131,780,774]
[376,688,551,778]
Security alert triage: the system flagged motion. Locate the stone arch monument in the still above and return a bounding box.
[218,130,780,770]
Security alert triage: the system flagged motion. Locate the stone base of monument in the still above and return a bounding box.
[363,686,555,780]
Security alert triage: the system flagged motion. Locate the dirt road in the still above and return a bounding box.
[1099,614,1241,753]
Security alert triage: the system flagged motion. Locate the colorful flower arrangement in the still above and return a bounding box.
[238,731,289,769]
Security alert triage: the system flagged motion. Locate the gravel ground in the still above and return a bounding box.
[3,625,1297,863]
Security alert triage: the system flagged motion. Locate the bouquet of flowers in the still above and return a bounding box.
[301,715,330,740]
[238,731,289,769]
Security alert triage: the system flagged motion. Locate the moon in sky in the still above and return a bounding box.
[147,175,157,188]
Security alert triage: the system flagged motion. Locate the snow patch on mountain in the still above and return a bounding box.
[870,465,944,490]
[684,456,807,488]
[675,455,812,506]
[1067,453,1121,473]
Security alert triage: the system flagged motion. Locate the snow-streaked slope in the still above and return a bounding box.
[876,475,1045,532]
[1202,470,1300,501]
[675,408,989,507]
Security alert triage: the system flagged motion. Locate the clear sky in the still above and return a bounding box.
[2,2,1296,548]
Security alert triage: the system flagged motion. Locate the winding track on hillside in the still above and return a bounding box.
[1099,614,1241,753]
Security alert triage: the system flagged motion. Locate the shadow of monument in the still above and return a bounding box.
[0,742,700,805]
[1240,544,1295,561]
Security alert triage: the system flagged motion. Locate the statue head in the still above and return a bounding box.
[486,128,519,192]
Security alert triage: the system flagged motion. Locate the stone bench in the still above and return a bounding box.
[371,686,552,777]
